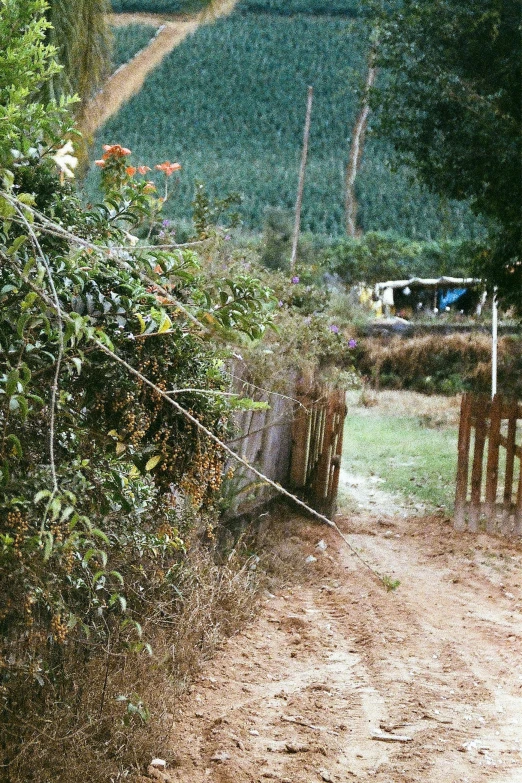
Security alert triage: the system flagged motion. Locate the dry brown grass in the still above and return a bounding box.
[1,507,320,782]
[1,542,259,782]
[358,333,522,397]
[347,388,462,426]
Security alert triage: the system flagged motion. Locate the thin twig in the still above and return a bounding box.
[11,203,63,499]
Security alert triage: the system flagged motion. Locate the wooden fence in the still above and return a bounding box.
[227,378,347,518]
[454,393,522,535]
[289,384,347,515]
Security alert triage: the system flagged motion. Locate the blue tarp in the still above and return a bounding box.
[439,288,466,310]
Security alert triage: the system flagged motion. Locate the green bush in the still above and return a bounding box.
[323,231,474,286]
[0,6,274,775]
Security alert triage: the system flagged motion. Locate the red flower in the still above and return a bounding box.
[125,166,137,176]
[101,144,132,160]
[155,161,182,176]
[95,159,105,167]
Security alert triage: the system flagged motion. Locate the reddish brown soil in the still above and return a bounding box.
[140,509,522,783]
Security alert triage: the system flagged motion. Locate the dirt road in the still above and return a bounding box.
[144,493,522,783]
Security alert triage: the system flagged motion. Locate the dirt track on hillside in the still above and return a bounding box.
[138,495,522,783]
[81,0,240,138]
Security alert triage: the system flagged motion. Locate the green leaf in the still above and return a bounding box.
[7,234,27,256]
[6,369,19,396]
[156,314,172,334]
[34,489,52,503]
[135,312,147,334]
[6,434,22,457]
[145,454,161,471]
[70,357,82,375]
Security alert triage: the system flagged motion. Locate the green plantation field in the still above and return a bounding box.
[89,13,367,234]
[89,2,480,238]
[111,24,157,70]
[235,0,361,15]
[111,0,205,13]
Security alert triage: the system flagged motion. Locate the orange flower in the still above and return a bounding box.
[95,159,105,167]
[155,161,182,176]
[102,144,132,159]
[126,166,137,176]
[143,181,157,193]
[137,165,151,175]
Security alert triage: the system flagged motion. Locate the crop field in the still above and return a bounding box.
[111,0,205,12]
[236,0,361,15]
[111,24,157,70]
[89,1,480,238]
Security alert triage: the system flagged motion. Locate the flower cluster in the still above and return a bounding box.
[95,143,131,167]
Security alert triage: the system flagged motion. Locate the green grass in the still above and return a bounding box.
[87,4,481,240]
[342,410,459,511]
[111,24,158,70]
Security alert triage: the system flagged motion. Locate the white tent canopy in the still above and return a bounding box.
[374,276,482,294]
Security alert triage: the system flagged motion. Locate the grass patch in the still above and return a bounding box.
[342,393,459,511]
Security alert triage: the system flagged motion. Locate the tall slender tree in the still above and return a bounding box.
[373,0,521,309]
[46,0,113,112]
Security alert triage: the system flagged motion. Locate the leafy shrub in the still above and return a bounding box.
[323,231,474,286]
[0,6,274,776]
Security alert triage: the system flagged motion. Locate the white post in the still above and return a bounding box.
[491,287,498,398]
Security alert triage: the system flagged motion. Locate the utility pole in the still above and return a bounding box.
[290,86,313,273]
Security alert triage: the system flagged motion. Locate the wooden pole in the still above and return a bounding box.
[492,288,498,398]
[290,86,313,273]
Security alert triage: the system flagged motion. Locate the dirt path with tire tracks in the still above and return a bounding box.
[137,495,522,783]
[81,0,240,138]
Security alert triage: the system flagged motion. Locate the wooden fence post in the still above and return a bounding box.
[485,394,501,532]
[502,399,518,533]
[468,397,489,531]
[454,393,472,530]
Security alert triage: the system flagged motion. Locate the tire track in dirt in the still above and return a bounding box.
[137,510,522,783]
[81,0,240,139]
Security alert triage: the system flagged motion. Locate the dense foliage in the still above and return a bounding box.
[88,5,481,240]
[374,0,522,309]
[0,4,274,776]
[112,23,158,70]
[325,232,473,285]
[358,333,522,397]
[47,0,112,110]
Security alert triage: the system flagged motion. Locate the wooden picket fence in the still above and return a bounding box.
[289,383,347,515]
[454,393,522,535]
[227,377,347,517]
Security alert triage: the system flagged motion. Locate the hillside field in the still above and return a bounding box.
[90,1,481,238]
[112,23,158,70]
